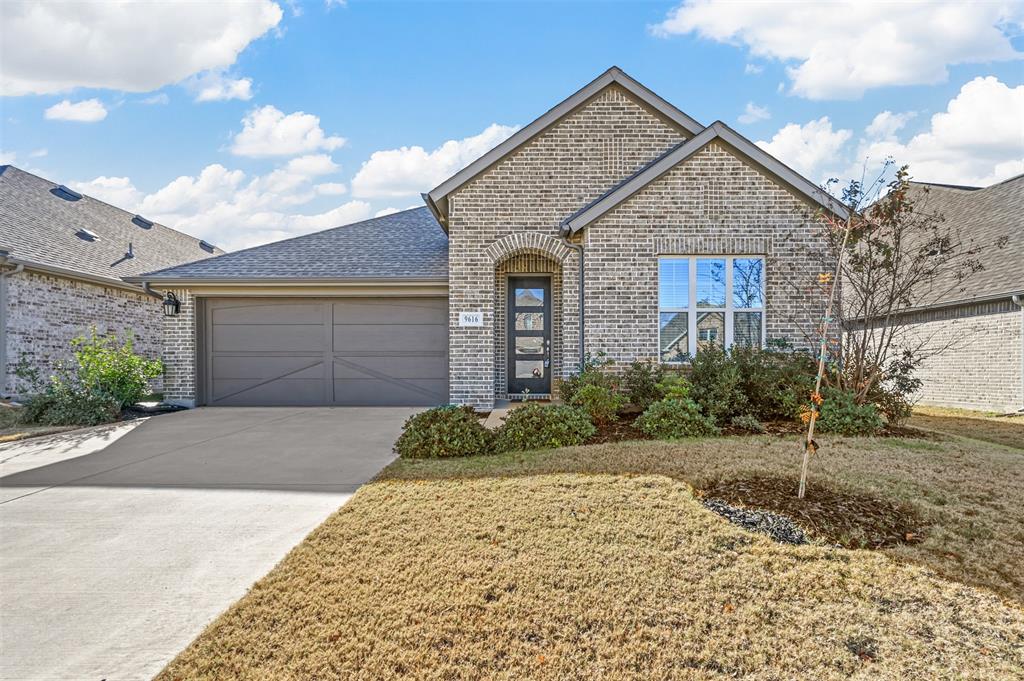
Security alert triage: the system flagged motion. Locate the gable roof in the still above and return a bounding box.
[560,121,850,234]
[425,66,705,227]
[903,174,1024,307]
[128,207,448,284]
[0,165,222,287]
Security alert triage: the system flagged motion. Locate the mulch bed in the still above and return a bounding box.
[586,411,651,444]
[699,475,925,550]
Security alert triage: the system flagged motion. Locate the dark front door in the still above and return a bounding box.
[507,276,552,396]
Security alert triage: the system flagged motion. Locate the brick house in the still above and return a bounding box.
[131,67,846,410]
[889,177,1023,413]
[0,165,223,396]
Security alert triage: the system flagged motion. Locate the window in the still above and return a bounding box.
[658,256,765,362]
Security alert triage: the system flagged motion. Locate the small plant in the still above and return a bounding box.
[636,398,719,439]
[656,372,692,401]
[558,351,616,403]
[72,329,163,410]
[731,414,766,434]
[393,405,492,459]
[623,359,664,409]
[687,345,745,424]
[568,383,626,426]
[816,390,884,436]
[494,403,595,452]
[22,382,119,426]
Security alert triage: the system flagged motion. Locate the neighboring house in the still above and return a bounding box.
[130,67,847,410]
[893,176,1024,413]
[0,165,223,396]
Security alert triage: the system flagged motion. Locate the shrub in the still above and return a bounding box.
[494,403,595,452]
[568,383,626,426]
[656,372,692,401]
[72,330,163,409]
[394,405,492,459]
[623,359,664,409]
[816,390,884,436]
[687,346,744,424]
[22,383,119,426]
[558,351,616,403]
[731,344,816,422]
[731,414,767,433]
[636,398,720,439]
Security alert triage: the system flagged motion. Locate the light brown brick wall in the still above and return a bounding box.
[161,288,196,406]
[2,268,163,395]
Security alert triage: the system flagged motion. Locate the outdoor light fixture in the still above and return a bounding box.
[162,291,181,317]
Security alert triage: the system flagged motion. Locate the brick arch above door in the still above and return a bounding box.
[484,232,574,266]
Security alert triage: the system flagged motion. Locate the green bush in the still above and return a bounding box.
[636,398,720,439]
[558,351,616,403]
[687,346,744,424]
[731,344,816,422]
[622,359,664,409]
[394,405,492,459]
[494,403,595,452]
[816,390,884,436]
[731,414,766,434]
[22,383,119,426]
[568,383,626,426]
[72,330,163,409]
[656,372,692,401]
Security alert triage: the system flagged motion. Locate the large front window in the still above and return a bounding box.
[658,256,765,362]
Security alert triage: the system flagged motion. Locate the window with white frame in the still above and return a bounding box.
[658,256,765,362]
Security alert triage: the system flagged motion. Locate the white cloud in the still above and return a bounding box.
[744,63,763,75]
[315,182,347,196]
[188,71,253,102]
[351,123,518,198]
[140,93,170,106]
[1,1,282,95]
[29,148,47,158]
[756,117,852,182]
[70,153,371,251]
[652,1,1024,99]
[44,98,108,122]
[0,150,16,165]
[374,207,401,218]
[851,76,1024,187]
[737,101,770,124]
[230,105,346,157]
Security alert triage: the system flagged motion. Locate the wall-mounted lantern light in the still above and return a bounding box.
[162,291,181,317]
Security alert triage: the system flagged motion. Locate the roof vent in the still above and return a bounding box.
[199,240,215,253]
[75,228,100,242]
[54,185,83,201]
[132,215,154,229]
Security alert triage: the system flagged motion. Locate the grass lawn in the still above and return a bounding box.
[909,405,1024,450]
[159,431,1024,679]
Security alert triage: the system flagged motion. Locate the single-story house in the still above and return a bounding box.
[0,165,223,396]
[131,67,847,410]
[895,176,1023,413]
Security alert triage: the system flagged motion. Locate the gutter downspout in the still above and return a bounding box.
[141,281,163,300]
[559,225,585,371]
[1013,294,1024,413]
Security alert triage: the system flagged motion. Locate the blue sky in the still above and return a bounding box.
[2,1,1022,250]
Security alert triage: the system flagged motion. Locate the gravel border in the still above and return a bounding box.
[703,498,808,545]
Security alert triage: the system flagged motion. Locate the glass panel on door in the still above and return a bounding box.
[507,276,552,396]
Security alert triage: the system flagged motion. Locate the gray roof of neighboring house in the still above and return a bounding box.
[0,165,221,286]
[132,207,448,282]
[905,174,1024,307]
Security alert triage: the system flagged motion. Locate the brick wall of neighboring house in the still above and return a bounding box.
[898,299,1023,413]
[448,85,688,409]
[1,268,163,395]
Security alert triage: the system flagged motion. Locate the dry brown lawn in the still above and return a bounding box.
[910,406,1024,450]
[159,432,1024,680]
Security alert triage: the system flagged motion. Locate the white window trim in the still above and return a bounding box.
[658,255,766,362]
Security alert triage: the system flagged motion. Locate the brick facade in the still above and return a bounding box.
[447,85,829,409]
[161,288,197,406]
[899,299,1023,413]
[1,268,163,395]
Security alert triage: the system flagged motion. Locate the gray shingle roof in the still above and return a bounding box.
[135,207,448,281]
[906,174,1024,307]
[0,165,222,285]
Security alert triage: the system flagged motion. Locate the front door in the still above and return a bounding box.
[507,276,552,396]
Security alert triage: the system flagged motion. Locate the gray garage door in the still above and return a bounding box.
[203,297,448,406]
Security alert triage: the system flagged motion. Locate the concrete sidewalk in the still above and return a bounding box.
[0,407,412,681]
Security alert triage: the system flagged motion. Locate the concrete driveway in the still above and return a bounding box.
[0,407,413,681]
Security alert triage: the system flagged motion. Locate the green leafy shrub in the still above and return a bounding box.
[568,383,626,426]
[558,351,616,403]
[687,346,744,424]
[22,383,119,426]
[732,344,816,422]
[623,359,664,409]
[731,414,766,433]
[636,398,720,439]
[72,330,163,409]
[656,372,693,401]
[394,405,492,459]
[494,403,595,452]
[816,390,884,436]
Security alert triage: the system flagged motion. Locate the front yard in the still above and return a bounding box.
[159,430,1024,679]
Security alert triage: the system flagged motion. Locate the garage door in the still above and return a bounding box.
[203,298,448,406]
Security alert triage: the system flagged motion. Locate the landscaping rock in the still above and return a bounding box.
[702,498,808,545]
